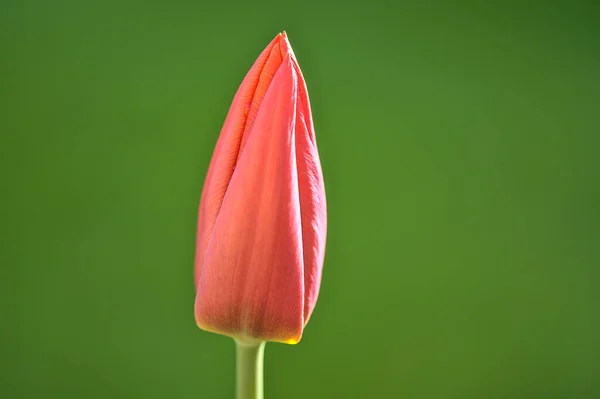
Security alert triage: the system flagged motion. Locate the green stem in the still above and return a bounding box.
[235,339,266,399]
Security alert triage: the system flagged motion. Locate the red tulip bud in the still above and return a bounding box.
[194,32,327,344]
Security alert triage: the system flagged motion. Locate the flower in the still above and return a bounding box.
[194,32,327,344]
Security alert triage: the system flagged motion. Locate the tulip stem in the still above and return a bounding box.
[235,339,266,399]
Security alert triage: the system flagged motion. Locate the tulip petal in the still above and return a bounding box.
[195,34,286,286]
[195,55,305,343]
[293,63,327,324]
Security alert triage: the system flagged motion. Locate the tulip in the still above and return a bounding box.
[194,32,327,346]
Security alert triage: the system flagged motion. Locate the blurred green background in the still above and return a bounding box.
[1,0,599,398]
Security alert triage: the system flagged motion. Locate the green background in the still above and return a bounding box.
[2,0,599,398]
